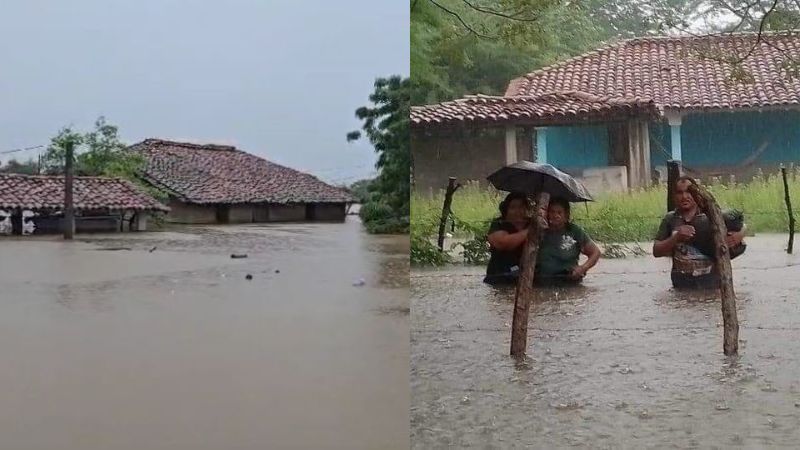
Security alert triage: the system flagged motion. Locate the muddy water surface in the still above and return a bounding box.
[412,234,800,448]
[0,219,408,450]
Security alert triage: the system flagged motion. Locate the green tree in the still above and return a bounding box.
[348,76,410,234]
[0,157,40,175]
[410,0,604,104]
[42,117,145,179]
[348,178,374,203]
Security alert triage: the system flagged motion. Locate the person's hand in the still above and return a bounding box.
[570,265,587,280]
[726,230,744,247]
[674,225,695,242]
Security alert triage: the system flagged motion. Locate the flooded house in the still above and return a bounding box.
[129,139,354,224]
[411,32,800,194]
[0,173,169,235]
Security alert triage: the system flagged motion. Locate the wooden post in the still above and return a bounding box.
[666,160,682,212]
[510,192,550,357]
[782,166,795,254]
[63,140,75,240]
[688,183,739,356]
[437,177,458,251]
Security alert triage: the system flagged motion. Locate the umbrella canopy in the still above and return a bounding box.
[487,161,593,202]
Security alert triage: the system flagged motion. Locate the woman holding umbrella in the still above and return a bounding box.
[484,192,531,285]
[484,162,602,286]
[484,193,601,286]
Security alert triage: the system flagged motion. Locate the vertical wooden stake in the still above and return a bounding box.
[666,160,682,211]
[689,183,739,356]
[782,166,795,254]
[437,177,458,251]
[510,192,550,357]
[64,140,75,240]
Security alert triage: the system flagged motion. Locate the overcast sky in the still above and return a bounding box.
[0,0,409,184]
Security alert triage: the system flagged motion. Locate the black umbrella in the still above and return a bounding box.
[487,161,594,202]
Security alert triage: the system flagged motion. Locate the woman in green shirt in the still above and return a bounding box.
[535,197,601,286]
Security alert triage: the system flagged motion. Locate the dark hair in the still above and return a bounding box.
[548,197,570,216]
[674,176,697,193]
[499,192,528,218]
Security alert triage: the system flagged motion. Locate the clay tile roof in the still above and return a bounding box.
[410,92,660,127]
[0,174,169,212]
[130,139,354,204]
[506,32,800,110]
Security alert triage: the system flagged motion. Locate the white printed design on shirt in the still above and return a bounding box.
[560,234,577,251]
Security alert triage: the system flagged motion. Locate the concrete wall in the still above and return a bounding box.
[578,166,628,194]
[166,199,344,224]
[228,205,254,224]
[268,204,306,222]
[308,203,346,221]
[412,127,533,193]
[166,199,217,224]
[253,206,269,222]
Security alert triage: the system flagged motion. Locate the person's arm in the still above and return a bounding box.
[572,239,601,278]
[653,232,679,257]
[487,228,528,251]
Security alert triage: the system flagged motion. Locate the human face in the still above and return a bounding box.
[674,180,697,212]
[505,198,528,223]
[547,203,568,230]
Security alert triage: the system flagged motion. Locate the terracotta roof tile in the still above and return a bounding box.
[410,92,660,127]
[131,139,354,204]
[507,32,800,110]
[0,174,169,212]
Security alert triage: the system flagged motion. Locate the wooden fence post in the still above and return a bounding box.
[510,192,550,357]
[437,177,459,251]
[666,160,682,212]
[64,140,75,240]
[689,183,739,356]
[781,165,795,254]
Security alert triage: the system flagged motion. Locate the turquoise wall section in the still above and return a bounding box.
[544,125,609,168]
[544,110,800,171]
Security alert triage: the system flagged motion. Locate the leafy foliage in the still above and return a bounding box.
[0,158,40,175]
[41,117,146,180]
[411,0,604,104]
[411,0,800,104]
[40,117,168,204]
[349,76,410,234]
[348,178,374,203]
[411,233,452,266]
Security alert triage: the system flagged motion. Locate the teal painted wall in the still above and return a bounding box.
[544,125,609,168]
[680,110,800,166]
[545,110,800,171]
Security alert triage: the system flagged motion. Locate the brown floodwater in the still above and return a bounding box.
[0,218,409,450]
[412,234,800,449]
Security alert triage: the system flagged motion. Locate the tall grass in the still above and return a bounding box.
[412,169,800,248]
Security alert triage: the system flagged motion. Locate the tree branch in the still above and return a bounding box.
[460,0,540,22]
[428,0,492,38]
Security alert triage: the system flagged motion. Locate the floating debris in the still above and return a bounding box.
[275,269,281,274]
[231,254,248,259]
[149,246,157,253]
[352,278,366,287]
[461,396,470,404]
[715,403,730,411]
[245,274,253,280]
